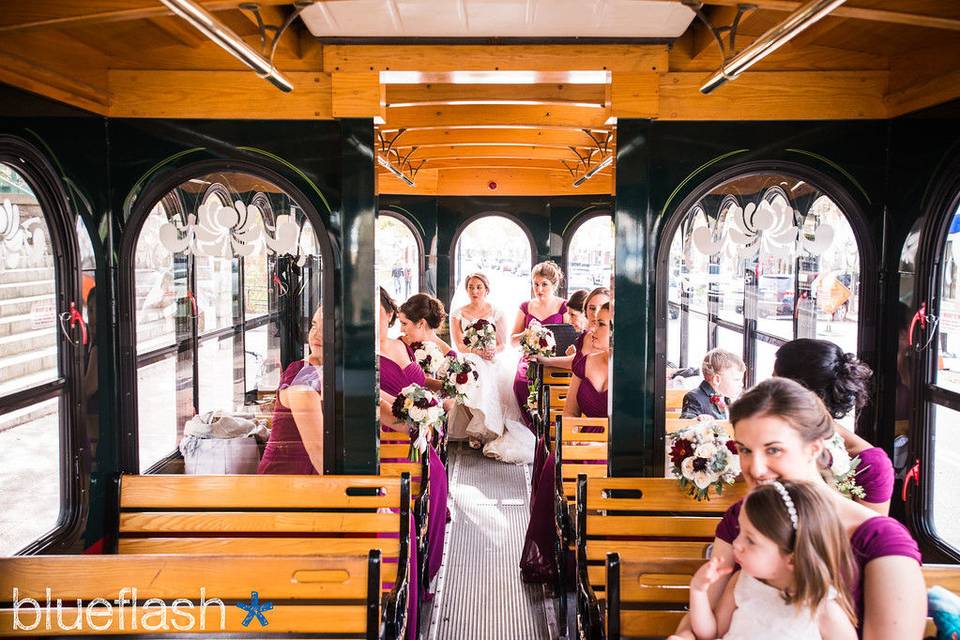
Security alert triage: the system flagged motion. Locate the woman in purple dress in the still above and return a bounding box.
[521,303,611,582]
[774,338,894,515]
[534,286,610,372]
[668,378,926,640]
[257,306,324,475]
[397,293,455,395]
[377,288,448,626]
[510,260,569,429]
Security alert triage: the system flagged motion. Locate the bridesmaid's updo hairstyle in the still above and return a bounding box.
[464,272,491,293]
[731,378,835,446]
[567,289,588,313]
[400,293,447,330]
[531,260,563,288]
[773,338,873,419]
[379,286,398,327]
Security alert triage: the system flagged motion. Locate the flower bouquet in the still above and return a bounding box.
[410,340,446,377]
[667,422,740,501]
[519,320,556,359]
[823,432,865,500]
[437,353,481,404]
[390,383,446,461]
[463,318,497,352]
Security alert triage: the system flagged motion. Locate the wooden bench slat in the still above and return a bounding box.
[543,366,573,385]
[617,610,686,637]
[120,512,398,534]
[588,515,720,538]
[0,555,372,601]
[120,475,403,510]
[120,537,402,557]
[561,464,606,482]
[586,540,711,562]
[588,567,691,604]
[665,388,686,410]
[585,478,745,512]
[561,422,608,440]
[378,444,412,459]
[562,445,608,461]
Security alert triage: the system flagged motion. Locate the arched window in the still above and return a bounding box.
[566,214,614,293]
[127,170,325,473]
[0,154,81,555]
[927,197,960,555]
[452,215,533,316]
[663,172,864,400]
[376,213,420,303]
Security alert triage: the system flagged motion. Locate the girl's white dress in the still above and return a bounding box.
[723,573,836,640]
[447,306,534,464]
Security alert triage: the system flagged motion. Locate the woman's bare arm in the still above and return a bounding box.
[510,309,526,346]
[860,556,926,640]
[672,538,736,636]
[563,375,582,417]
[281,386,325,473]
[451,313,467,352]
[536,354,575,370]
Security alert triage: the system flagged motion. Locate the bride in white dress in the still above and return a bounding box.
[449,272,535,464]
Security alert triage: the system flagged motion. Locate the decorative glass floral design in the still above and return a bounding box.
[0,198,49,268]
[691,194,834,259]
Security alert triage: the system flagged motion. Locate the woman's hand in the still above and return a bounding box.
[482,346,495,361]
[666,633,696,640]
[690,557,732,594]
[442,398,455,413]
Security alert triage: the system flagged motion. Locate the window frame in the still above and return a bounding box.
[376,209,426,294]
[562,208,613,298]
[654,162,876,474]
[910,168,960,562]
[118,160,335,474]
[0,135,86,554]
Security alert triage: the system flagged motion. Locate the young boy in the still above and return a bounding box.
[680,348,745,420]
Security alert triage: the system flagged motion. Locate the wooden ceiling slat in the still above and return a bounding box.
[378,167,613,197]
[385,84,607,108]
[147,15,208,48]
[701,0,960,31]
[383,104,611,129]
[325,44,668,73]
[378,128,611,148]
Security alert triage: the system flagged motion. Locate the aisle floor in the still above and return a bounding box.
[427,444,552,640]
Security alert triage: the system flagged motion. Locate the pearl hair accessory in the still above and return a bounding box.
[771,481,799,530]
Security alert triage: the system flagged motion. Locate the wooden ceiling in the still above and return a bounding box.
[1,1,958,196]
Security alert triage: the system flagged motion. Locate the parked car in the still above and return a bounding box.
[758,274,793,318]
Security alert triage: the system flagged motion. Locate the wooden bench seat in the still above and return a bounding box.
[0,553,382,638]
[118,474,412,639]
[575,475,746,640]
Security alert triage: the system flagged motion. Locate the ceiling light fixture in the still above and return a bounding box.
[699,0,846,94]
[572,154,614,188]
[377,155,415,187]
[160,0,294,92]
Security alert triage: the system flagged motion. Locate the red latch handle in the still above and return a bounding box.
[186,290,199,317]
[902,458,921,502]
[272,272,288,297]
[908,303,928,347]
[68,302,88,346]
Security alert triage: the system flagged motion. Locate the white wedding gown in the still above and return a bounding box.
[448,307,535,464]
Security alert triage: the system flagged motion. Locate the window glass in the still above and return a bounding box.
[452,216,532,315]
[567,215,614,292]
[0,176,58,397]
[938,204,960,394]
[932,403,960,552]
[664,173,863,411]
[0,398,60,554]
[377,214,420,303]
[135,171,322,473]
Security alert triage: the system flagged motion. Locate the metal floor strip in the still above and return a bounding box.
[428,443,551,640]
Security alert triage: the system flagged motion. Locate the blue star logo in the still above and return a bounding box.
[236,591,273,627]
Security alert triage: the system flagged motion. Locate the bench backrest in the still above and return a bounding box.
[118,474,410,598]
[0,553,382,638]
[665,388,686,410]
[556,416,609,505]
[577,476,746,599]
[605,555,703,640]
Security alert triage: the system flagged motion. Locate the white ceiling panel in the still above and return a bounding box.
[301,0,695,39]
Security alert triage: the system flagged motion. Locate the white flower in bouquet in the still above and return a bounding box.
[668,421,739,501]
[463,318,497,352]
[824,432,865,499]
[411,341,446,376]
[519,321,556,358]
[390,383,446,461]
[436,353,481,404]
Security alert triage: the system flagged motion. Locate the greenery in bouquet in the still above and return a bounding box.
[667,422,740,501]
[823,432,865,500]
[437,353,480,403]
[463,318,497,352]
[410,340,446,377]
[390,383,445,461]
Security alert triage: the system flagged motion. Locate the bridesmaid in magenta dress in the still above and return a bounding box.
[773,338,894,515]
[510,260,568,431]
[521,303,611,583]
[531,286,610,373]
[397,293,456,389]
[257,306,324,475]
[377,289,448,637]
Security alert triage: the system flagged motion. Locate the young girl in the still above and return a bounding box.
[688,480,857,640]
